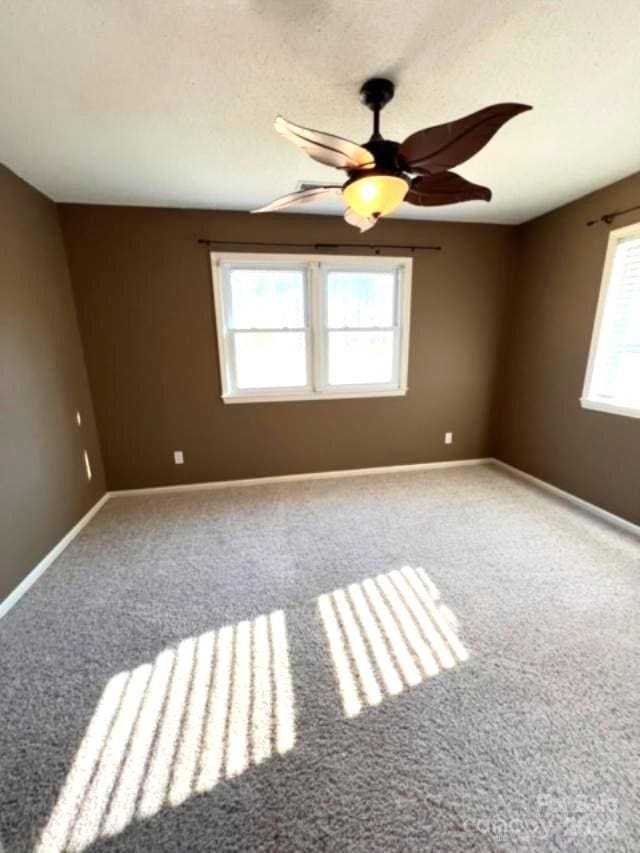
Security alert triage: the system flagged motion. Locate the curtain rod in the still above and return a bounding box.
[587,204,640,227]
[196,238,442,253]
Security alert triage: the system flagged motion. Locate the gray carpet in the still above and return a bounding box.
[0,463,638,852]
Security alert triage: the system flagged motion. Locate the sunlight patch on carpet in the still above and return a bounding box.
[319,566,469,718]
[36,610,295,852]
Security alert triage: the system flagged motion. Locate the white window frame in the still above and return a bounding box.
[581,223,640,420]
[211,252,412,404]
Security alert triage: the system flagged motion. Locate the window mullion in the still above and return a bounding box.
[310,260,324,393]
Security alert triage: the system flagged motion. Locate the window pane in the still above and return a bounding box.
[234,331,307,389]
[229,268,305,329]
[328,330,395,386]
[327,271,395,328]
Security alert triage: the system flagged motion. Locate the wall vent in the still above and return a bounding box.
[297,181,336,192]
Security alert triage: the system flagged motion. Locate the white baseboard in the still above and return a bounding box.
[0,493,110,621]
[492,459,640,538]
[108,458,493,497]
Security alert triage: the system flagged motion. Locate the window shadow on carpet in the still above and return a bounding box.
[35,566,468,852]
[36,610,295,853]
[319,566,469,718]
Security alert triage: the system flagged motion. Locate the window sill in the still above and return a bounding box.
[222,388,408,404]
[580,398,640,420]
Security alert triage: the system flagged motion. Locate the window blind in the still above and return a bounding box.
[585,231,640,415]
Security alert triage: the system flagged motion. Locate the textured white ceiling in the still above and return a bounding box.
[2,0,640,224]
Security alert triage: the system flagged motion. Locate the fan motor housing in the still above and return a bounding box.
[361,138,401,173]
[351,138,410,187]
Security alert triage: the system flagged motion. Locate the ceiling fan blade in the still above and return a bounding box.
[399,103,531,174]
[252,185,342,214]
[406,172,492,206]
[275,116,375,171]
[344,207,378,233]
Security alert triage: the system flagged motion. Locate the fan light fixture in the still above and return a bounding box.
[342,173,409,219]
[253,78,531,233]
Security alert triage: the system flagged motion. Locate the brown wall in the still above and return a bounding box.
[3,161,635,604]
[59,205,517,490]
[494,172,640,526]
[0,166,105,601]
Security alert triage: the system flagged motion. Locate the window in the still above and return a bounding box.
[211,253,412,403]
[582,224,640,419]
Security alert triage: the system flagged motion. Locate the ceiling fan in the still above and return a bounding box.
[253,78,531,232]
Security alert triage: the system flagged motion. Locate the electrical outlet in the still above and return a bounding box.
[444,432,453,445]
[174,450,184,464]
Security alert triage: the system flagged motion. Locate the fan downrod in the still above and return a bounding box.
[360,78,395,140]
